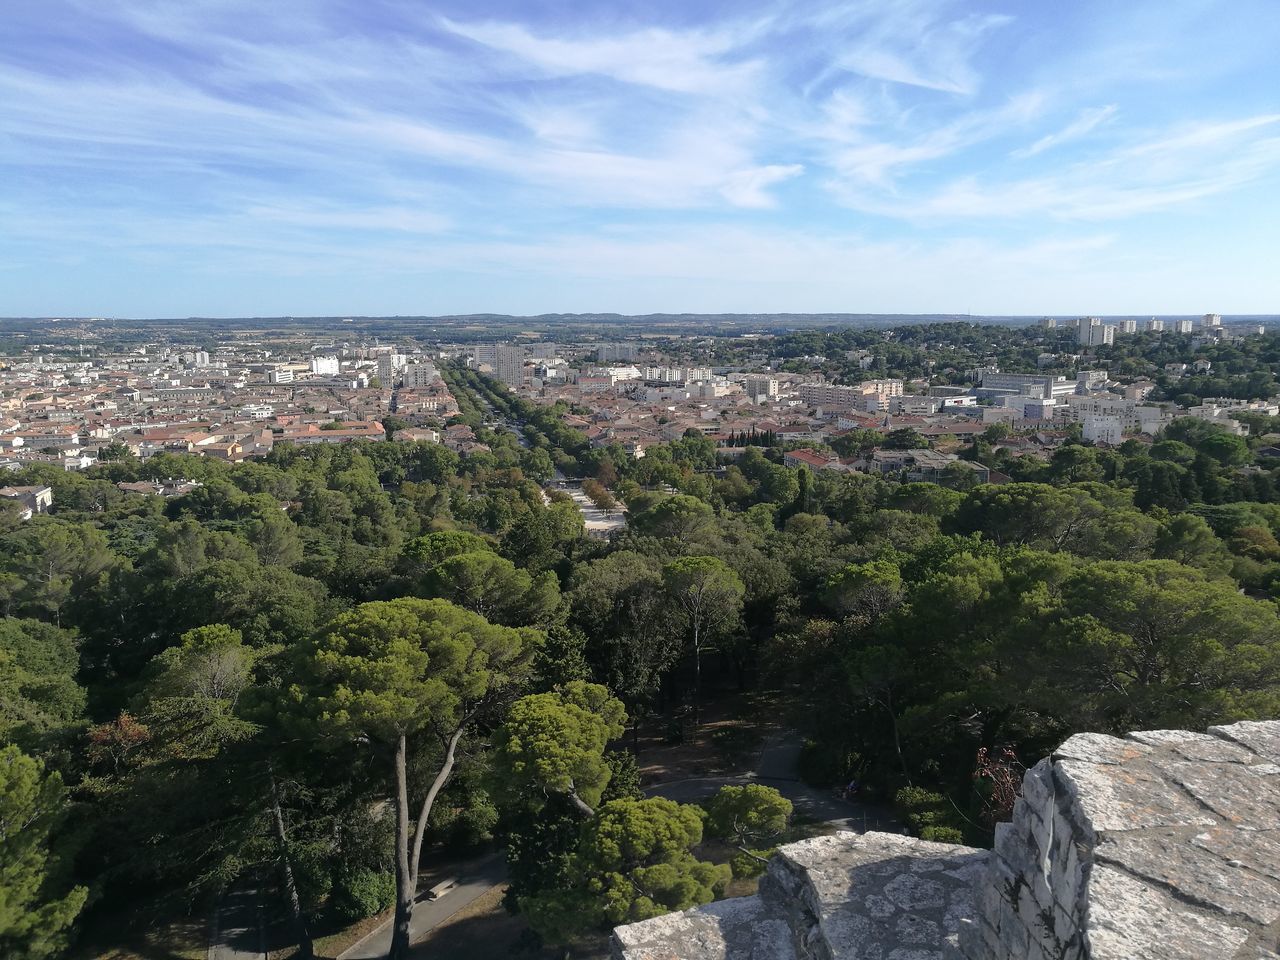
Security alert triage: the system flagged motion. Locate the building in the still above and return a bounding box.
[1078,317,1115,347]
[494,345,527,385]
[1144,317,1165,332]
[1119,319,1138,334]
[268,366,294,384]
[743,376,779,401]
[1082,414,1124,445]
[310,356,340,376]
[375,351,405,386]
[1039,317,1057,328]
[1174,319,1195,334]
[1202,313,1222,328]
[402,361,439,389]
[395,427,441,443]
[797,379,903,408]
[976,370,1075,401]
[595,343,639,362]
[0,484,53,518]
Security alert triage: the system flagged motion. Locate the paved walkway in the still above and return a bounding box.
[208,883,265,960]
[337,853,507,959]
[647,731,898,834]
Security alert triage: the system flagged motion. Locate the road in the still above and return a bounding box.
[337,853,507,960]
[647,731,898,834]
[208,883,265,960]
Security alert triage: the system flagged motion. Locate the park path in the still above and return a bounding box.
[208,882,266,960]
[647,730,898,834]
[336,853,506,960]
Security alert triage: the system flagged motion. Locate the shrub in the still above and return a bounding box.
[329,869,396,923]
[797,739,860,788]
[894,786,965,844]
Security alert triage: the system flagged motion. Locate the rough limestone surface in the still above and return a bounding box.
[959,719,1280,960]
[611,832,986,960]
[611,894,798,960]
[759,832,987,960]
[612,721,1280,960]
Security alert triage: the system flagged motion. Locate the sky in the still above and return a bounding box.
[2,0,1279,318]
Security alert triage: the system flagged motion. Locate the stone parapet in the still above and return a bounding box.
[612,721,1280,960]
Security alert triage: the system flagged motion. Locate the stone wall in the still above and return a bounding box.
[611,720,1280,960]
[962,721,1280,960]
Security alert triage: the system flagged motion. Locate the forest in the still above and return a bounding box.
[4,362,1280,960]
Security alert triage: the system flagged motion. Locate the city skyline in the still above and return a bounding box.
[3,0,1279,316]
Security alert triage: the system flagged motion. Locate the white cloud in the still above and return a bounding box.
[718,164,805,208]
[842,114,1280,220]
[1013,105,1118,158]
[439,17,762,96]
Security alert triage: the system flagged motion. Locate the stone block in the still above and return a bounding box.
[1210,720,1280,763]
[1084,864,1250,960]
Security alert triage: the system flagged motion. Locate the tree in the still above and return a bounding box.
[883,427,927,450]
[1047,446,1105,484]
[419,551,560,627]
[96,440,135,462]
[287,599,534,960]
[704,784,793,876]
[490,682,626,817]
[569,553,681,741]
[0,619,84,750]
[522,798,730,942]
[949,483,1088,550]
[1153,514,1232,574]
[0,746,87,960]
[822,560,904,621]
[1027,560,1280,732]
[581,478,618,515]
[630,495,715,541]
[661,557,745,724]
[399,531,493,580]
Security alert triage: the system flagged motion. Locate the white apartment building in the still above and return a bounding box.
[1144,318,1165,332]
[644,366,713,384]
[596,343,639,362]
[798,379,903,407]
[310,356,340,376]
[1083,415,1124,445]
[744,376,779,401]
[376,352,405,386]
[893,395,943,415]
[402,362,440,388]
[1078,318,1115,347]
[1174,319,1195,334]
[977,369,1076,400]
[1202,313,1222,328]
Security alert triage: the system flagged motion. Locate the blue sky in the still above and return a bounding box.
[2,0,1279,317]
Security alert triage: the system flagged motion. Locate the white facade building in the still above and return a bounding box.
[1082,415,1124,445]
[310,356,340,376]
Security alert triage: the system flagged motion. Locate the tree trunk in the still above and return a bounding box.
[408,725,467,883]
[692,620,702,727]
[566,787,596,819]
[268,764,313,960]
[390,734,413,960]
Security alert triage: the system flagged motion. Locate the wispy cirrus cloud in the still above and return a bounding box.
[3,0,1280,315]
[845,114,1280,221]
[1013,104,1118,158]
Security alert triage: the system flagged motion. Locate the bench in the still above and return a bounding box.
[427,878,458,900]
